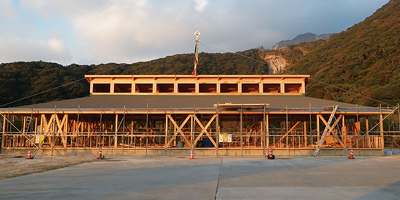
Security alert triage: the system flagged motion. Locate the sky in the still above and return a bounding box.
[0,0,390,66]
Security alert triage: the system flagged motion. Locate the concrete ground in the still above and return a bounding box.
[0,154,399,200]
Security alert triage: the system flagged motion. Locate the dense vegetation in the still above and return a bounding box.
[0,49,267,107]
[284,0,400,106]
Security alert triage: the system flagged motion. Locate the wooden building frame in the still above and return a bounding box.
[0,75,398,157]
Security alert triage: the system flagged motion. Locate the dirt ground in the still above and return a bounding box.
[0,154,96,180]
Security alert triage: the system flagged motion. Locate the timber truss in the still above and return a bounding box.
[0,104,395,156]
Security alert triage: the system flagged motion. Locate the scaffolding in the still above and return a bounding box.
[1,103,397,157]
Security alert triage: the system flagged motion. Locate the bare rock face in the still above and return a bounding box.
[261,54,287,74]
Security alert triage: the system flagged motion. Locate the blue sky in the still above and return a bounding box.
[0,0,390,65]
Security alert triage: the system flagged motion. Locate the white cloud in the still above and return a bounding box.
[0,0,391,65]
[194,0,208,12]
[0,36,71,64]
[0,0,16,21]
[47,38,66,53]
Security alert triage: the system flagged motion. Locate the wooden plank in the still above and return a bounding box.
[313,105,338,156]
[215,103,269,108]
[165,115,192,147]
[276,121,300,144]
[325,115,345,148]
[193,115,217,147]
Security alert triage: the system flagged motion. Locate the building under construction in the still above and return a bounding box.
[1,74,398,157]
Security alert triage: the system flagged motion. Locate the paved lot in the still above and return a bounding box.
[0,154,399,200]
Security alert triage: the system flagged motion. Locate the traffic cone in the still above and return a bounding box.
[267,149,275,159]
[348,148,355,159]
[26,149,33,159]
[97,148,103,159]
[189,148,195,160]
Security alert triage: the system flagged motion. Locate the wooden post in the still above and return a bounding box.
[216,104,219,157]
[165,112,168,149]
[286,105,289,154]
[122,107,126,153]
[39,114,43,149]
[115,114,118,149]
[366,118,370,148]
[303,121,307,147]
[99,106,103,148]
[317,114,320,146]
[60,114,68,149]
[261,105,266,156]
[309,103,312,146]
[192,106,195,149]
[2,114,6,149]
[22,116,27,134]
[342,115,346,147]
[76,106,80,149]
[380,106,384,149]
[146,103,148,156]
[266,113,269,150]
[262,107,265,156]
[34,117,38,147]
[240,104,243,157]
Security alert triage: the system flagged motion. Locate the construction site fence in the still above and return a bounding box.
[2,131,398,150]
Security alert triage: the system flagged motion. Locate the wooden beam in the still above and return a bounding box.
[54,114,68,148]
[318,114,345,148]
[193,115,217,147]
[276,121,300,144]
[165,115,192,147]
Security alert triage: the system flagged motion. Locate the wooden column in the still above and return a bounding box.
[366,118,370,148]
[115,114,118,149]
[240,105,243,157]
[380,113,384,149]
[317,114,320,145]
[1,114,6,148]
[303,121,307,147]
[216,105,219,156]
[266,114,269,149]
[165,114,168,148]
[261,120,264,153]
[22,116,27,134]
[342,115,346,147]
[34,117,38,145]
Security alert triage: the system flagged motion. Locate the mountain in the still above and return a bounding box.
[260,39,326,74]
[283,0,400,106]
[0,49,268,107]
[271,32,335,50]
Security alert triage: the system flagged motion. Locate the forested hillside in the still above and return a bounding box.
[0,49,267,107]
[284,0,400,106]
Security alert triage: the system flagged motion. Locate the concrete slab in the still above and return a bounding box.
[0,156,399,200]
